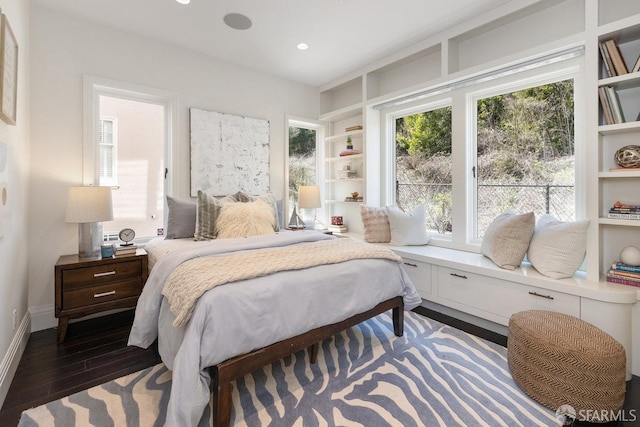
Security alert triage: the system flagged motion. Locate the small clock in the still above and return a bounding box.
[119,228,136,246]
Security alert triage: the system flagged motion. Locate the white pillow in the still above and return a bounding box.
[215,199,276,239]
[481,212,535,270]
[527,214,590,279]
[386,205,430,246]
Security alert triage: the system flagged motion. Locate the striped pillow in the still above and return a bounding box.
[194,191,239,240]
[360,205,391,243]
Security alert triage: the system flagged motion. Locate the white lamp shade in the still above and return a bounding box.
[65,186,114,223]
[298,185,321,209]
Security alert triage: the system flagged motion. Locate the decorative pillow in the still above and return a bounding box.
[194,191,238,240]
[360,205,391,243]
[386,205,430,246]
[527,214,590,279]
[481,212,535,270]
[166,196,196,239]
[215,199,276,239]
[235,191,280,231]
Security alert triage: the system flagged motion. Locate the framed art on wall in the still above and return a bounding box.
[0,13,17,126]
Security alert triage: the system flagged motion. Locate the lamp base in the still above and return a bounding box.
[287,206,306,229]
[78,222,103,258]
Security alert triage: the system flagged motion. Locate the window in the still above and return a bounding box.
[287,118,323,225]
[381,52,582,252]
[99,117,117,186]
[84,76,178,242]
[474,80,575,239]
[395,105,452,234]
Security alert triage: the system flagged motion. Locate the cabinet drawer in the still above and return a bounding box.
[61,260,142,290]
[63,279,142,310]
[436,266,580,325]
[401,258,432,298]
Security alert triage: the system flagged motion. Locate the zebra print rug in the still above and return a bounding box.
[19,311,560,426]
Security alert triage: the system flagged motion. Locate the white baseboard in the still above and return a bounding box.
[0,312,31,409]
[29,304,56,332]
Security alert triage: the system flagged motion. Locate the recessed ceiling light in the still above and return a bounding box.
[297,43,309,50]
[176,0,190,4]
[223,13,252,30]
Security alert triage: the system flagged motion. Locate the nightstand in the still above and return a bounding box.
[54,249,148,342]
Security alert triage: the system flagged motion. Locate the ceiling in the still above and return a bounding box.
[34,0,512,87]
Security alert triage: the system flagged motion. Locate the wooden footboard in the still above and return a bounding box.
[208,296,404,427]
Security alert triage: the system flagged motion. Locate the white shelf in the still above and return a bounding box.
[325,200,364,205]
[599,170,640,178]
[598,218,640,227]
[599,72,640,89]
[325,130,363,143]
[325,178,364,183]
[599,121,640,135]
[325,154,364,162]
[318,102,363,122]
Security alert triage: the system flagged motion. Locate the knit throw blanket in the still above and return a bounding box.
[162,238,402,327]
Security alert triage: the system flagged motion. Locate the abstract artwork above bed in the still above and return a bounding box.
[190,108,270,197]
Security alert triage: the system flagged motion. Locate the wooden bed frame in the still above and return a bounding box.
[207,296,405,426]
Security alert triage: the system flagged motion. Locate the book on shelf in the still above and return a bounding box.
[345,125,363,132]
[599,41,616,78]
[604,39,628,76]
[607,212,640,220]
[339,150,361,156]
[608,167,640,172]
[608,269,640,280]
[605,86,625,123]
[598,86,615,125]
[611,262,640,274]
[114,244,137,255]
[632,54,640,74]
[606,274,640,288]
[344,196,364,202]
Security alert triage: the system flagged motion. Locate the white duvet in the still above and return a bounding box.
[128,230,421,426]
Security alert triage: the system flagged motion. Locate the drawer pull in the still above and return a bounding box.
[94,271,116,278]
[404,262,418,267]
[528,291,554,300]
[450,273,467,279]
[94,290,116,298]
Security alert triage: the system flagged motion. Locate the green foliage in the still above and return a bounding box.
[289,127,316,157]
[396,107,452,156]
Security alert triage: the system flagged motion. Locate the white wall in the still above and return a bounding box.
[28,5,318,331]
[0,0,30,406]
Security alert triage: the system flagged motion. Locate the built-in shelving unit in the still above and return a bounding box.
[596,0,640,278]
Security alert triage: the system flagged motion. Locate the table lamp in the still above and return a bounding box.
[65,186,113,258]
[298,185,326,230]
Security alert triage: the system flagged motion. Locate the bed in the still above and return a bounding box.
[128,230,421,426]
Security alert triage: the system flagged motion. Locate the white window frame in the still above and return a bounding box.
[83,75,179,237]
[378,51,585,253]
[98,116,118,187]
[285,115,325,219]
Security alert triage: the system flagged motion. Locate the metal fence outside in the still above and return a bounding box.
[397,182,575,237]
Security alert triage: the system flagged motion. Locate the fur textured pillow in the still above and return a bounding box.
[360,205,391,243]
[527,214,590,279]
[481,211,535,270]
[215,199,276,239]
[235,191,280,231]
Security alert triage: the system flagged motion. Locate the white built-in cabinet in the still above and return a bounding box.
[318,0,640,376]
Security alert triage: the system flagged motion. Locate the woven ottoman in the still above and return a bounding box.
[508,310,626,423]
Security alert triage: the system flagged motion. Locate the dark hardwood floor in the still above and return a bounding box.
[1,307,638,426]
[0,310,161,425]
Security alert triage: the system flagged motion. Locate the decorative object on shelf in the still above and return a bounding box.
[614,145,640,168]
[65,186,114,258]
[331,216,343,226]
[298,185,326,230]
[346,136,353,151]
[620,246,640,267]
[0,13,18,126]
[351,191,359,198]
[337,163,357,179]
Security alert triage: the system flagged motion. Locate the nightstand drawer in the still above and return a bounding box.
[63,279,142,310]
[62,259,142,290]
